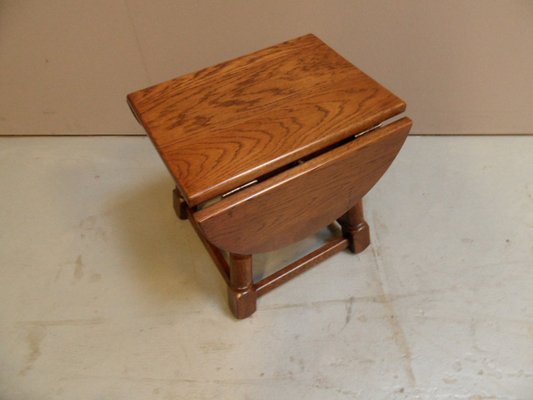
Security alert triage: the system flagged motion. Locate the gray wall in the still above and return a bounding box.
[1,0,532,135]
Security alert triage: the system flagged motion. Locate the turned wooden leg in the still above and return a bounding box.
[227,253,256,319]
[338,200,370,254]
[172,188,188,220]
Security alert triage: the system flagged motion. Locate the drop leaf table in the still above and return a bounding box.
[127,34,411,318]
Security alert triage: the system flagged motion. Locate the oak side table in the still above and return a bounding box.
[127,34,411,319]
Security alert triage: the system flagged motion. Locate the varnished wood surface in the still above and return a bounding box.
[195,117,411,254]
[227,253,256,318]
[127,34,406,206]
[338,200,370,253]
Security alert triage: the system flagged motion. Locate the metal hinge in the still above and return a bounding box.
[222,179,258,198]
[354,123,382,139]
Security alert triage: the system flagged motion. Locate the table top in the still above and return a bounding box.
[127,34,405,206]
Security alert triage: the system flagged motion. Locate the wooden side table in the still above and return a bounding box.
[127,34,411,318]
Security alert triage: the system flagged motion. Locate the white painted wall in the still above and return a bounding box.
[1,0,532,135]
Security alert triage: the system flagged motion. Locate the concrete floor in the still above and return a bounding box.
[0,135,531,399]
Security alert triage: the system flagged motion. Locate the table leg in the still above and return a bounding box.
[227,253,256,318]
[338,199,370,254]
[173,188,188,220]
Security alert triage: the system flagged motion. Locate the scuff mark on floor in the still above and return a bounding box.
[371,210,417,388]
[19,326,46,376]
[74,255,84,280]
[199,342,234,353]
[289,356,306,373]
[79,215,107,241]
[262,281,482,313]
[338,296,355,332]
[60,374,294,385]
[90,272,102,282]
[17,318,105,327]
[54,264,64,282]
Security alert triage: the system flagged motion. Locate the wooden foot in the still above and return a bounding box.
[338,200,370,254]
[227,253,256,319]
[173,188,188,220]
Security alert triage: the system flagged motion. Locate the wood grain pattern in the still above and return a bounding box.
[127,34,406,206]
[194,117,411,254]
